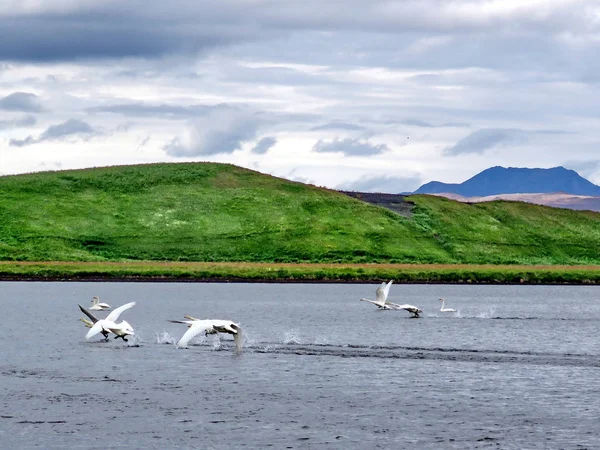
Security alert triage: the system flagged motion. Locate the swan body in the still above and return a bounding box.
[439,298,456,313]
[85,302,136,341]
[360,281,423,317]
[360,280,394,309]
[89,296,111,311]
[169,315,243,352]
[386,302,423,318]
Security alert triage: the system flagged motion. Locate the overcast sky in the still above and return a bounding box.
[1,0,599,192]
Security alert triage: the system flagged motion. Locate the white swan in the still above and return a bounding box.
[78,304,110,340]
[85,302,136,342]
[386,302,423,318]
[89,296,111,311]
[439,297,456,313]
[169,315,243,353]
[360,280,394,309]
[360,280,423,317]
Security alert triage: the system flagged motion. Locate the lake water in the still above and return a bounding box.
[1,282,599,449]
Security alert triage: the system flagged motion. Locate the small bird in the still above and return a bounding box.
[89,296,111,311]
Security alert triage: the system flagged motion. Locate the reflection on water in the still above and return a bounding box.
[1,282,599,449]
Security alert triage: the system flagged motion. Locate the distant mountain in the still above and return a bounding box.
[414,166,600,197]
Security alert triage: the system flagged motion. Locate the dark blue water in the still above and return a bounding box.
[1,282,599,449]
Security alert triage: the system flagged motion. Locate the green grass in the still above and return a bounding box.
[1,262,599,284]
[0,162,599,266]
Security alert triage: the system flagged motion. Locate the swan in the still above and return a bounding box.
[360,281,423,317]
[386,302,423,318]
[168,315,243,353]
[439,297,456,313]
[360,280,394,309]
[78,304,109,340]
[89,296,111,311]
[85,302,136,342]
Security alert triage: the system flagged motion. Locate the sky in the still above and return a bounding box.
[0,0,599,192]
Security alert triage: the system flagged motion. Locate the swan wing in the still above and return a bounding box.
[375,280,393,304]
[177,321,213,348]
[85,321,106,340]
[78,304,100,324]
[105,302,136,323]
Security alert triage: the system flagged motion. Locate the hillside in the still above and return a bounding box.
[414,166,600,197]
[1,163,600,265]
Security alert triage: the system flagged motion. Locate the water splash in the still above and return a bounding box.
[476,308,496,319]
[126,335,142,347]
[155,331,176,345]
[211,335,222,350]
[283,330,301,344]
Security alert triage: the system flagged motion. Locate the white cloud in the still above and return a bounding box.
[0,1,599,192]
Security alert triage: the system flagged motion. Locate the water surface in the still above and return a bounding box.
[1,282,599,449]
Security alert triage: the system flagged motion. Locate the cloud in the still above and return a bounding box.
[311,122,366,132]
[0,115,36,130]
[338,175,422,194]
[164,108,261,156]
[444,128,529,155]
[0,92,43,112]
[9,118,96,147]
[87,102,220,119]
[399,119,434,128]
[1,1,597,62]
[313,138,389,156]
[251,136,277,154]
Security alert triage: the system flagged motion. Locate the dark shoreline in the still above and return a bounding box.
[0,274,595,285]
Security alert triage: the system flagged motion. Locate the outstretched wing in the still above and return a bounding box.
[85,321,105,340]
[375,280,393,304]
[79,304,99,324]
[177,321,213,348]
[106,302,136,323]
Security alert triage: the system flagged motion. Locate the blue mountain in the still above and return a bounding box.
[414,166,600,197]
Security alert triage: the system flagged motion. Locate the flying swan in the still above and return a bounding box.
[360,280,423,318]
[78,304,110,340]
[85,302,136,342]
[169,315,243,353]
[89,296,111,311]
[439,297,456,313]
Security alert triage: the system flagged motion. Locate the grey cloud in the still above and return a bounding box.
[311,122,366,132]
[445,129,529,155]
[1,1,597,62]
[9,118,96,147]
[87,103,229,119]
[40,119,95,140]
[0,92,43,112]
[9,136,37,147]
[563,160,600,179]
[313,138,389,156]
[164,108,261,157]
[251,136,277,154]
[399,119,434,128]
[338,175,422,194]
[0,115,37,130]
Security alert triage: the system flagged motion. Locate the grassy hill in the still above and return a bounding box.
[1,162,599,265]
